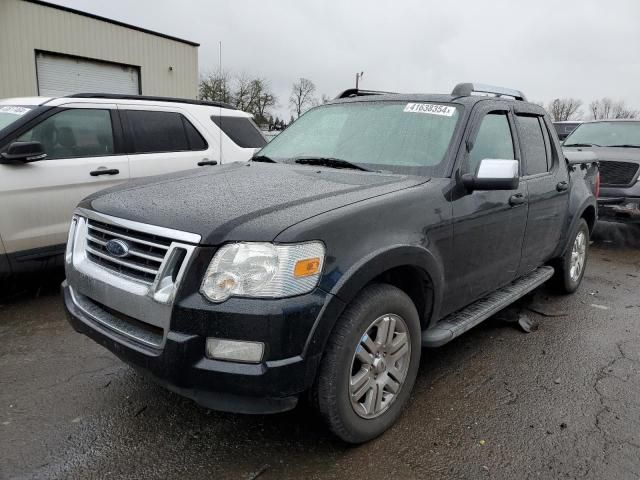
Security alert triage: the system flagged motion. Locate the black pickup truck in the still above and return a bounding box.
[63,83,599,443]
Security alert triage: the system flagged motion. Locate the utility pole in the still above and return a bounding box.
[355,71,364,89]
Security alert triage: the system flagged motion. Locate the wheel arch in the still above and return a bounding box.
[302,245,444,386]
[581,204,596,234]
[558,198,597,257]
[328,245,444,328]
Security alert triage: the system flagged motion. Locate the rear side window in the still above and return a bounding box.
[517,115,548,175]
[183,118,207,150]
[469,112,515,173]
[126,111,207,153]
[210,116,267,148]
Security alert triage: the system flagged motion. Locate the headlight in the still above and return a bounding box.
[200,241,325,302]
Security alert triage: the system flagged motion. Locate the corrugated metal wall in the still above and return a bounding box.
[0,0,199,99]
[35,52,141,96]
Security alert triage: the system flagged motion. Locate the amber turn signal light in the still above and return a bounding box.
[294,257,321,277]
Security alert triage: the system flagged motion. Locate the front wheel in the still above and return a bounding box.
[552,219,590,293]
[314,283,421,443]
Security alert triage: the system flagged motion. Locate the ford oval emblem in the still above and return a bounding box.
[105,239,130,258]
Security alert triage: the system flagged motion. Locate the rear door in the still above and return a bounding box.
[0,104,129,256]
[515,109,569,274]
[443,102,528,314]
[119,106,215,178]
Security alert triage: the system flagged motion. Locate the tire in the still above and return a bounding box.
[552,219,589,294]
[314,283,421,443]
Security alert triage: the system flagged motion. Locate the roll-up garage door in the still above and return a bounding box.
[36,52,140,97]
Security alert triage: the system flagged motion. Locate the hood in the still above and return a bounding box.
[84,162,428,245]
[563,146,640,163]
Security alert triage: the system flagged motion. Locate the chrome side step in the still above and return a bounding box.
[422,266,555,348]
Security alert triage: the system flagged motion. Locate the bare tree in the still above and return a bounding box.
[547,98,583,121]
[249,78,276,124]
[233,73,255,112]
[290,78,317,118]
[200,71,278,123]
[198,70,231,103]
[590,98,639,119]
[321,94,332,104]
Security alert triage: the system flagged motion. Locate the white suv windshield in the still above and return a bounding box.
[0,105,34,130]
[257,101,461,175]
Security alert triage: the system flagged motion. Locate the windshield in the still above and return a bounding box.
[564,121,640,147]
[257,101,461,175]
[0,105,34,130]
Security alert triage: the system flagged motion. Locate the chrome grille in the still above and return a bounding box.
[67,209,200,348]
[85,218,174,284]
[599,161,640,186]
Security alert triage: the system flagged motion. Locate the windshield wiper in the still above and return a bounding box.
[564,143,601,147]
[609,144,640,148]
[293,156,373,172]
[251,154,277,163]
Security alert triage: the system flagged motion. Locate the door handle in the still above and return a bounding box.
[556,181,569,192]
[90,168,120,176]
[197,159,218,166]
[509,193,526,206]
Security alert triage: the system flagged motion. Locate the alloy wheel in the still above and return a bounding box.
[570,230,587,282]
[349,313,411,419]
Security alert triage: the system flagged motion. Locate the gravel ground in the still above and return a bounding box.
[1,222,639,480]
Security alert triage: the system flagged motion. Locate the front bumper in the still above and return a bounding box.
[63,281,333,413]
[597,197,640,223]
[62,209,345,414]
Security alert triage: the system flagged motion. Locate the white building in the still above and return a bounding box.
[0,0,199,99]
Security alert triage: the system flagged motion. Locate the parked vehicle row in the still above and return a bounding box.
[562,120,640,224]
[0,94,266,279]
[62,83,599,443]
[553,120,582,141]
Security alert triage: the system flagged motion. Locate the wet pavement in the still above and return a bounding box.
[1,222,639,480]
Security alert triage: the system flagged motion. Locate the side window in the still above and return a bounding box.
[17,109,114,160]
[127,110,208,154]
[182,117,207,151]
[516,115,548,175]
[210,116,267,148]
[540,118,553,170]
[542,117,559,170]
[468,112,515,173]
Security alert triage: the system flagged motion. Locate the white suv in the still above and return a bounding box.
[0,94,266,278]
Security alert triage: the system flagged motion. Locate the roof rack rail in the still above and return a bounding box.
[65,93,237,110]
[451,83,527,101]
[335,88,397,99]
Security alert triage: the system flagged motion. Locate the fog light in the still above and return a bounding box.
[205,338,264,363]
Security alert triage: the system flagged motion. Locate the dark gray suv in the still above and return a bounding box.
[564,120,640,223]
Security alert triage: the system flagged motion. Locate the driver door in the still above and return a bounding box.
[442,103,528,315]
[0,104,129,259]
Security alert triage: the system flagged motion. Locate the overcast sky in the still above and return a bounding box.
[55,0,640,119]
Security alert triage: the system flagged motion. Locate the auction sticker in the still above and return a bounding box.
[0,106,30,115]
[404,103,455,116]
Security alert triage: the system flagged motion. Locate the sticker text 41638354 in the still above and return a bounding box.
[403,103,455,116]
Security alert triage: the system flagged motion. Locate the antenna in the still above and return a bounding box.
[218,40,223,165]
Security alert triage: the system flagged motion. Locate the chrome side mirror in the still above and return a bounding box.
[462,159,519,191]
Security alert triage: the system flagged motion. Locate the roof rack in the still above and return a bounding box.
[451,83,527,101]
[65,93,237,110]
[335,88,397,99]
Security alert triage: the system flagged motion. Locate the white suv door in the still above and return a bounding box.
[0,104,130,256]
[119,105,217,178]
